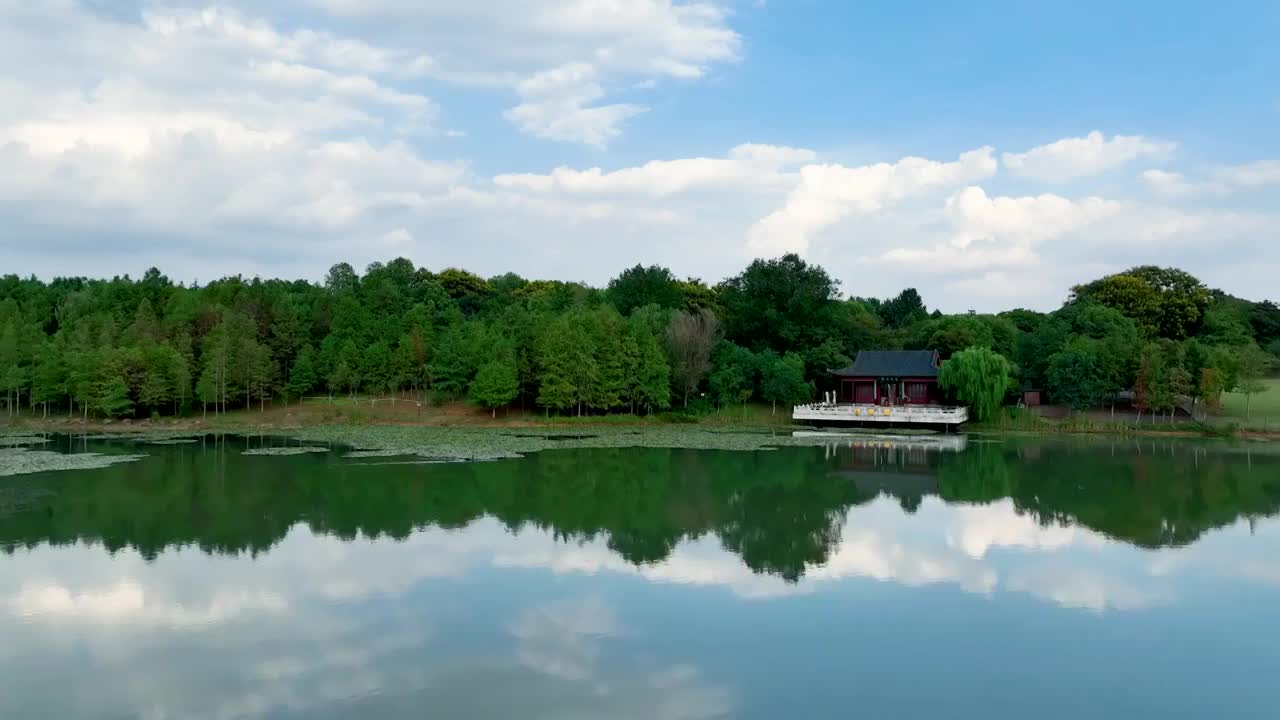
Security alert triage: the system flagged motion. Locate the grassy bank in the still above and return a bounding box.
[1219,378,1280,432]
[4,395,1275,441]
[967,407,1271,438]
[0,397,796,435]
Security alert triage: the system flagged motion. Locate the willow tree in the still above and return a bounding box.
[938,346,1011,422]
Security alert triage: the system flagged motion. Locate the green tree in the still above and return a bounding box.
[324,262,359,294]
[585,307,627,412]
[625,317,671,414]
[909,315,994,359]
[128,299,162,345]
[1070,274,1161,337]
[760,352,809,415]
[201,322,231,413]
[1167,364,1193,421]
[1200,303,1254,346]
[196,365,218,419]
[1198,367,1227,415]
[432,322,488,398]
[94,353,134,418]
[1205,345,1241,401]
[1046,340,1111,412]
[1133,348,1157,422]
[30,341,66,418]
[361,341,395,395]
[1135,343,1173,422]
[138,345,177,414]
[717,254,840,354]
[288,346,319,400]
[1073,266,1209,339]
[999,308,1046,334]
[1024,302,1139,403]
[470,358,519,417]
[938,347,1011,422]
[676,278,720,314]
[333,340,362,398]
[269,296,310,378]
[606,264,682,316]
[436,268,493,315]
[0,308,29,416]
[1248,300,1280,348]
[1233,344,1276,420]
[709,342,758,410]
[537,316,588,414]
[246,341,274,411]
[880,288,928,329]
[67,350,98,420]
[170,347,191,415]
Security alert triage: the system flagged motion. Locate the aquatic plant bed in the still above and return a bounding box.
[276,425,862,461]
[0,435,53,447]
[0,448,147,477]
[242,446,330,456]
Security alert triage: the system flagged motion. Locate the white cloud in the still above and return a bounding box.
[1005,565,1168,612]
[494,497,1135,604]
[746,147,998,256]
[944,186,1122,249]
[1003,131,1176,182]
[287,0,741,143]
[7,580,287,627]
[9,485,1276,717]
[1141,168,1194,196]
[868,184,1276,313]
[880,186,1122,273]
[946,502,1107,558]
[295,0,741,75]
[1144,160,1280,196]
[0,526,735,720]
[494,143,813,195]
[729,143,819,167]
[505,63,648,146]
[1214,159,1280,188]
[510,596,622,681]
[0,4,1276,311]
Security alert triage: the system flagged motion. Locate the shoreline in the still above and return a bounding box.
[4,412,1276,443]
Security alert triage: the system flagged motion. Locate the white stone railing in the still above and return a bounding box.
[792,430,969,452]
[792,403,969,425]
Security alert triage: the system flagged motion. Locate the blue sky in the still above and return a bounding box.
[1,0,1276,311]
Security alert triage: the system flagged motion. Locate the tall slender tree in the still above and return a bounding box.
[666,309,719,408]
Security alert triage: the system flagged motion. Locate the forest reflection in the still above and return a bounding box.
[2,435,1278,583]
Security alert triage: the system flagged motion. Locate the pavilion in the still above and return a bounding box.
[792,350,967,427]
[831,350,944,405]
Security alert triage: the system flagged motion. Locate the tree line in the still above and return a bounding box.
[0,256,1276,420]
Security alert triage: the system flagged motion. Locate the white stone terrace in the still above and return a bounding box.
[792,401,968,426]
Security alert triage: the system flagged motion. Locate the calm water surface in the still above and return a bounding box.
[1,433,1279,719]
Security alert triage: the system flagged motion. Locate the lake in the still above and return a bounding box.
[1,432,1278,719]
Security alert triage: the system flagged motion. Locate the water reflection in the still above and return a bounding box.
[1,525,735,719]
[3,434,1277,570]
[2,435,1279,718]
[2,435,1278,610]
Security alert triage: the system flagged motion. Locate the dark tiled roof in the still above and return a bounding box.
[831,350,939,378]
